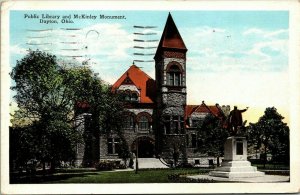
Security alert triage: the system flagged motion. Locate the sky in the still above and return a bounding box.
[9,10,289,124]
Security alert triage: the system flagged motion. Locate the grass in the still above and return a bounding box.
[10,168,211,184]
[10,163,290,184]
[252,163,290,170]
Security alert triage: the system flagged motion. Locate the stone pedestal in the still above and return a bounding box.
[209,136,264,178]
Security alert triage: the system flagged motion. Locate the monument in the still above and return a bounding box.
[209,106,264,178]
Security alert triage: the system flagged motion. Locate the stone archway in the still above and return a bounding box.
[131,136,155,158]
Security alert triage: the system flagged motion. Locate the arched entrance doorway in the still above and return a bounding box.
[131,137,155,158]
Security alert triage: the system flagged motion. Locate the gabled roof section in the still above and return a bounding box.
[155,13,187,57]
[112,64,155,103]
[121,73,135,85]
[186,101,223,118]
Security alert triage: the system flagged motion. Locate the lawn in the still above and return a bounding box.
[10,168,211,184]
[10,163,290,184]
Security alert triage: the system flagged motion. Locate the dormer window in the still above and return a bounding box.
[124,90,131,101]
[121,90,139,102]
[167,64,182,86]
[131,92,138,102]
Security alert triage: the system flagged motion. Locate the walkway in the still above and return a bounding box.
[134,158,169,169]
[187,174,289,183]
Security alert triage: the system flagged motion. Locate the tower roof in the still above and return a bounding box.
[112,64,155,103]
[155,13,187,57]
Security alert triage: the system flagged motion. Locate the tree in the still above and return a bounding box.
[246,123,262,160]
[99,89,130,163]
[197,114,230,166]
[10,50,82,171]
[65,67,129,166]
[10,50,130,170]
[63,67,104,167]
[246,107,289,167]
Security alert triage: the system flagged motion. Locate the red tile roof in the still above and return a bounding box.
[155,13,187,58]
[185,102,223,118]
[112,64,155,104]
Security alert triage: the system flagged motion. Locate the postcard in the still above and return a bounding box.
[1,0,300,194]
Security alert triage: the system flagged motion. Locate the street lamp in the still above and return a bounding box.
[135,137,139,174]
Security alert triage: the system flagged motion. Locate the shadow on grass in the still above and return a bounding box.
[10,170,99,184]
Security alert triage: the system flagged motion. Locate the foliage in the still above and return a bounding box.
[10,50,109,170]
[97,89,130,162]
[64,67,106,167]
[116,163,127,169]
[10,51,82,171]
[197,114,230,166]
[247,107,289,166]
[95,161,116,171]
[10,50,129,170]
[9,126,36,170]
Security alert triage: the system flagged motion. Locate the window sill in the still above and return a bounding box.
[107,154,119,156]
[164,133,186,136]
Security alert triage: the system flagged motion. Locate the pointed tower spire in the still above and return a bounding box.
[154,13,187,59]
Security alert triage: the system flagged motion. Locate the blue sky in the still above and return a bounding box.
[9,10,289,123]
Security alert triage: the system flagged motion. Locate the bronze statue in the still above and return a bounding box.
[228,106,248,136]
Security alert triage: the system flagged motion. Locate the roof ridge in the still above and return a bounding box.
[130,64,154,80]
[201,102,218,117]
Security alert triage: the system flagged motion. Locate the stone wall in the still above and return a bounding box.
[160,134,187,163]
[74,113,90,167]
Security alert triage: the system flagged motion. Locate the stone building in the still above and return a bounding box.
[75,13,228,167]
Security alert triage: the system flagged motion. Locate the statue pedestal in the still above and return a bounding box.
[209,136,264,178]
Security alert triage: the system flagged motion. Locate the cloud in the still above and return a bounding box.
[192,26,226,37]
[264,29,288,39]
[247,39,288,57]
[243,28,288,39]
[243,28,265,36]
[10,44,28,55]
[11,23,136,85]
[187,71,290,109]
[182,26,288,73]
[16,23,134,60]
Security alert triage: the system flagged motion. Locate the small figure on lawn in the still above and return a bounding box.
[173,146,179,168]
[129,152,134,169]
[228,106,249,136]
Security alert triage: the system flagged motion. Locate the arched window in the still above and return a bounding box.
[191,134,197,148]
[123,113,135,129]
[167,65,182,86]
[139,116,149,130]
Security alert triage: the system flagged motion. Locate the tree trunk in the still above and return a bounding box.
[217,156,220,167]
[42,160,46,177]
[264,145,267,169]
[255,148,258,159]
[50,159,56,173]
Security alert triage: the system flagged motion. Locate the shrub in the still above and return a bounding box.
[116,164,127,169]
[95,161,116,171]
[177,163,194,168]
[264,170,290,176]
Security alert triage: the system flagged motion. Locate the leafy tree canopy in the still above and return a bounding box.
[197,114,229,166]
[247,107,289,165]
[10,50,115,170]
